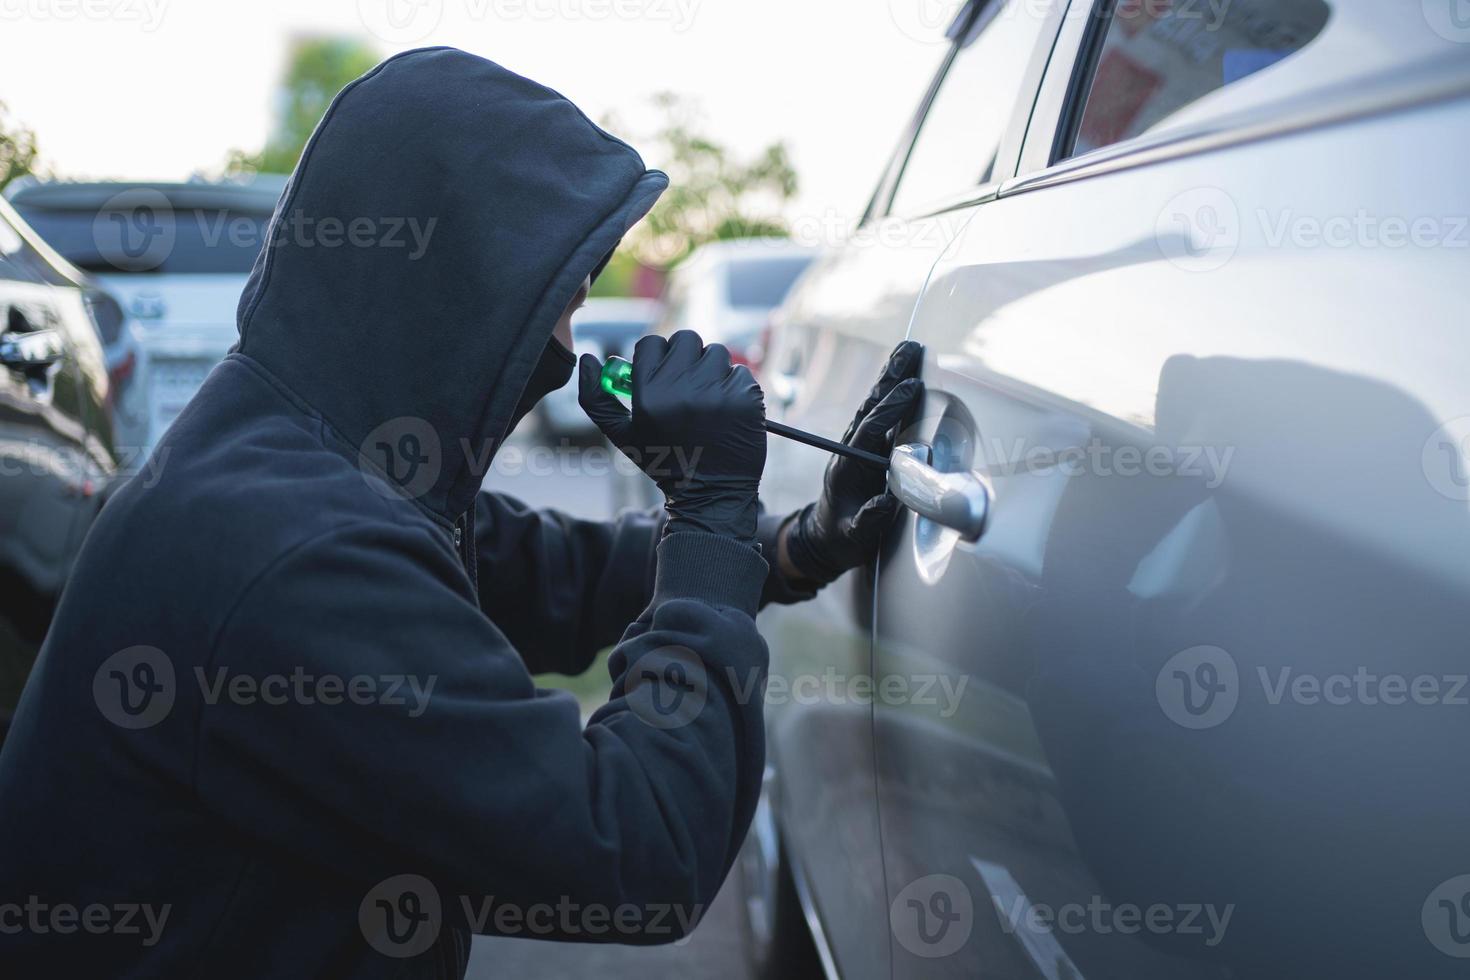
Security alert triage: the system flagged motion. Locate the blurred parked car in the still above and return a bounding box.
[745,1,1470,979]
[537,297,662,439]
[654,238,815,372]
[0,197,120,740]
[9,176,285,453]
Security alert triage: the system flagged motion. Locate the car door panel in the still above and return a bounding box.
[875,63,1470,980]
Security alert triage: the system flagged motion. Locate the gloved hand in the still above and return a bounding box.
[781,340,922,585]
[579,330,767,542]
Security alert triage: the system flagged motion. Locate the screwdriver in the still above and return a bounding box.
[600,356,890,469]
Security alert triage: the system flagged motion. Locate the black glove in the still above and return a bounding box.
[580,330,767,542]
[782,340,923,585]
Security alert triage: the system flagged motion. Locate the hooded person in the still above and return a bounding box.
[0,48,920,977]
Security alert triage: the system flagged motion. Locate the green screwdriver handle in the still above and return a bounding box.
[597,355,889,468]
[600,356,635,398]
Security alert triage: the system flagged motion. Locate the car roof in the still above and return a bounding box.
[8,176,289,213]
[575,297,664,323]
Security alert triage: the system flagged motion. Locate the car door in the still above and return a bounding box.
[875,0,1470,976]
[755,2,1067,976]
[0,206,109,731]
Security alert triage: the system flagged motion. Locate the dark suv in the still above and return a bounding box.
[0,198,121,738]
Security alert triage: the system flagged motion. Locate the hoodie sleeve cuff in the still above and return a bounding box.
[756,510,819,608]
[652,530,769,619]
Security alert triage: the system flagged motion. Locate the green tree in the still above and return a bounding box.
[0,101,41,192]
[227,37,379,176]
[615,92,798,270]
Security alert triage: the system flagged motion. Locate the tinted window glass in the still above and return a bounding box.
[0,212,67,285]
[1070,0,1330,157]
[889,0,1050,217]
[726,256,812,309]
[15,207,270,275]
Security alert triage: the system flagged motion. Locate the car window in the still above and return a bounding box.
[726,256,811,309]
[889,0,1051,217]
[0,211,66,286]
[15,206,271,275]
[1067,0,1330,158]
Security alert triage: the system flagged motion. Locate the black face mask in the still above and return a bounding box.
[509,336,576,433]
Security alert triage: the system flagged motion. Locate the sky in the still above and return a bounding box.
[0,0,966,224]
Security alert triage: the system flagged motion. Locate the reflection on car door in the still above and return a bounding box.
[874,0,1470,976]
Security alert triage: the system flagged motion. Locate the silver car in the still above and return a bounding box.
[655,237,816,370]
[745,1,1470,978]
[10,176,286,455]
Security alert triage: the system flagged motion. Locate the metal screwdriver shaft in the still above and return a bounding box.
[600,356,890,469]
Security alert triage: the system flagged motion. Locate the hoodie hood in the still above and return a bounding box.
[235,46,667,518]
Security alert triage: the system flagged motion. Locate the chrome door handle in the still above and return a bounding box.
[0,328,65,368]
[888,443,992,542]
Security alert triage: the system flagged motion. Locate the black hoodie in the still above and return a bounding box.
[0,48,773,978]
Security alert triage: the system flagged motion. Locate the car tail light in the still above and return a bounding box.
[746,317,774,378]
[107,349,137,406]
